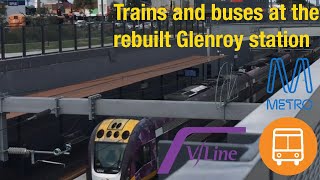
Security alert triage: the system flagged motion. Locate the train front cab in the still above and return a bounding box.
[89,118,139,180]
[89,118,161,180]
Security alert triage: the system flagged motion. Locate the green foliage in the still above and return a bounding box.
[126,0,141,8]
[4,23,113,45]
[182,0,190,8]
[36,7,48,15]
[107,1,119,22]
[26,6,36,15]
[59,6,66,13]
[0,3,6,23]
[74,0,94,10]
[276,0,310,6]
[0,4,6,16]
[25,16,65,26]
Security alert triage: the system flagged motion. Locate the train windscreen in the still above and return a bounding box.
[94,143,126,174]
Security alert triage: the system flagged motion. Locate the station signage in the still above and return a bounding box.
[266,58,313,111]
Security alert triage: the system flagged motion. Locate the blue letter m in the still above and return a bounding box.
[267,58,313,94]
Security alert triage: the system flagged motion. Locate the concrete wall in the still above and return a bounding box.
[0,43,202,95]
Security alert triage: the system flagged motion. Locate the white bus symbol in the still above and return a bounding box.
[272,128,304,166]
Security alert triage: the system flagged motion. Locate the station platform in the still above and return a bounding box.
[7,55,224,119]
[73,173,86,180]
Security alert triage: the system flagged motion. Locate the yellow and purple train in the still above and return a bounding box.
[88,117,172,180]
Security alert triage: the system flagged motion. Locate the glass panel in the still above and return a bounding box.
[103,22,113,46]
[76,23,89,49]
[25,26,42,56]
[90,23,102,48]
[61,24,75,51]
[94,143,126,174]
[5,27,22,58]
[44,25,59,53]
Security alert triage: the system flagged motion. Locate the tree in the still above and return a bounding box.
[182,0,190,8]
[126,0,141,8]
[0,3,6,23]
[107,1,120,22]
[276,0,312,7]
[37,7,48,16]
[26,6,36,16]
[73,0,94,12]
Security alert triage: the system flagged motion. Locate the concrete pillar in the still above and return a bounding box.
[0,113,8,162]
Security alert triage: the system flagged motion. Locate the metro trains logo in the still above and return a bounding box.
[267,58,313,94]
[266,58,313,111]
[157,127,246,174]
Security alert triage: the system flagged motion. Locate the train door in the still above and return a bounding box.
[134,142,157,179]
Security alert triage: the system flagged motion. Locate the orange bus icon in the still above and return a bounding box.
[272,128,304,166]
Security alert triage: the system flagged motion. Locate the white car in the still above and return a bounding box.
[74,20,87,27]
[144,22,157,29]
[135,23,143,30]
[193,22,206,28]
[135,22,157,30]
[126,23,134,30]
[115,22,123,28]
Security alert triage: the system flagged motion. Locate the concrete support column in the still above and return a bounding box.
[0,113,8,162]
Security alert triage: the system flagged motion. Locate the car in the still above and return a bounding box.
[114,22,123,28]
[144,22,157,29]
[135,23,143,30]
[87,21,101,28]
[126,22,134,30]
[193,22,207,28]
[135,22,157,30]
[74,20,87,27]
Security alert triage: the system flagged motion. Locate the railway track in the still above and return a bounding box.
[60,165,88,180]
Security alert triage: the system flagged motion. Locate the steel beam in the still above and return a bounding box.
[1,97,260,120]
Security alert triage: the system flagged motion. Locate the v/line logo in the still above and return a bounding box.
[157,127,246,174]
[266,58,313,111]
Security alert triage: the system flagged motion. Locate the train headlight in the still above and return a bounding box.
[111,123,118,129]
[122,131,130,140]
[114,131,120,138]
[97,130,104,138]
[294,153,300,158]
[116,123,122,129]
[106,131,112,138]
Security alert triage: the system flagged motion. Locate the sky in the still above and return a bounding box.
[308,0,317,4]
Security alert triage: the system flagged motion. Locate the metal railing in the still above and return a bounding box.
[0,20,208,60]
[2,18,320,60]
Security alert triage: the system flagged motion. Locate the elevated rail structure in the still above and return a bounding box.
[158,58,320,179]
[1,59,320,179]
[6,55,224,119]
[0,98,259,162]
[48,57,320,180]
